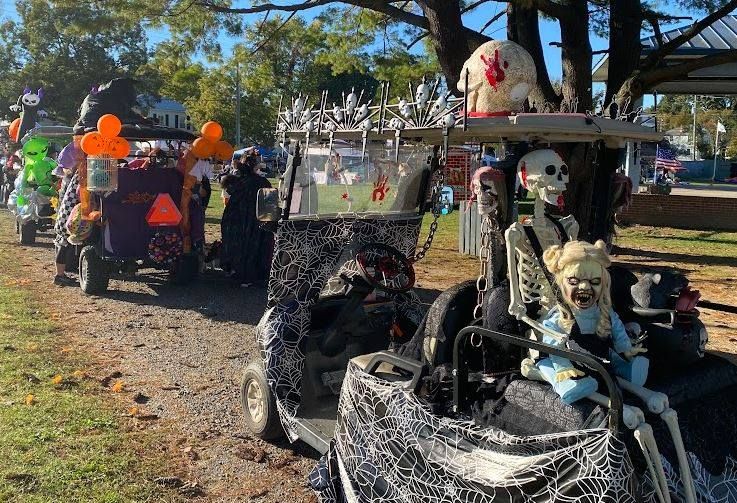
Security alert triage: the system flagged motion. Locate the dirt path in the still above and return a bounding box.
[0,211,316,502]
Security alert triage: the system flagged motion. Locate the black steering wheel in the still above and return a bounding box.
[355,243,415,294]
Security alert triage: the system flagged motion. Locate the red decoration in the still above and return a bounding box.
[371,175,391,202]
[146,193,182,227]
[480,49,507,90]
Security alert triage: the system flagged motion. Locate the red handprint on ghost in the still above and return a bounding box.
[372,175,391,202]
[479,49,508,90]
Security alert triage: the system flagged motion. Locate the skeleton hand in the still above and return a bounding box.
[9,105,20,112]
[555,368,586,382]
[624,346,648,359]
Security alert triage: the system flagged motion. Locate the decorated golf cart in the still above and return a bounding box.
[243,40,737,502]
[8,125,73,244]
[67,80,234,294]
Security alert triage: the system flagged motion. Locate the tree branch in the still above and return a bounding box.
[641,0,737,69]
[480,9,506,33]
[461,0,494,14]
[643,49,737,87]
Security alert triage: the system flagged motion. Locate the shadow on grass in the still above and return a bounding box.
[644,234,737,247]
[611,245,737,268]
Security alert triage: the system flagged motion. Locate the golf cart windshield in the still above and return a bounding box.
[282,141,431,219]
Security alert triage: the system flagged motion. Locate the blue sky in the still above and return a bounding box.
[0,0,718,104]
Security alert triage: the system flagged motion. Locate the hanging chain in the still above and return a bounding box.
[413,166,445,263]
[473,215,493,326]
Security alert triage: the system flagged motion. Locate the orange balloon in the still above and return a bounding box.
[192,138,215,158]
[8,118,20,142]
[107,137,130,158]
[80,132,105,156]
[97,114,122,138]
[214,140,234,161]
[200,121,223,142]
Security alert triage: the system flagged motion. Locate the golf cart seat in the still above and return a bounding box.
[475,379,606,436]
[352,351,426,390]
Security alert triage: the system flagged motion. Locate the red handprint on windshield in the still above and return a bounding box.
[371,175,391,202]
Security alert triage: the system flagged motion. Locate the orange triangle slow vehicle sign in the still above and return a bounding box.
[146,193,182,227]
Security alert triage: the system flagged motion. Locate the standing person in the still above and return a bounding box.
[219,157,273,287]
[52,141,84,286]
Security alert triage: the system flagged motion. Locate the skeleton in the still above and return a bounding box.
[504,149,697,503]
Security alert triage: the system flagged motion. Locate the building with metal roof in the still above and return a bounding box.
[593,15,737,94]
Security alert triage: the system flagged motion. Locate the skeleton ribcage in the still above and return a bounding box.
[515,238,553,310]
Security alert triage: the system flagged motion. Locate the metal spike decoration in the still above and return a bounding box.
[383,77,464,132]
[275,78,466,135]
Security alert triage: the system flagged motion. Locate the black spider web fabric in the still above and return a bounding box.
[311,361,637,502]
[258,217,422,439]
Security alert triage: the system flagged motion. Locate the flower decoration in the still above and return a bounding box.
[147,231,183,266]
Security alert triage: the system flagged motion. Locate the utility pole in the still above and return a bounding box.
[692,94,698,160]
[235,62,241,149]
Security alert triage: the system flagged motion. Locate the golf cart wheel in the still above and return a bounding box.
[169,254,199,285]
[19,221,36,244]
[79,246,109,294]
[240,361,283,440]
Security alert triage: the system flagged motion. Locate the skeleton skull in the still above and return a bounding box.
[333,104,344,122]
[398,99,412,118]
[517,149,569,208]
[388,117,405,130]
[354,104,369,122]
[415,83,430,106]
[294,97,305,116]
[360,118,373,131]
[431,95,447,117]
[346,92,358,114]
[469,166,504,216]
[439,113,456,128]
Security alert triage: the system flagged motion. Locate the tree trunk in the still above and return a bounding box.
[559,0,592,112]
[416,0,484,94]
[605,0,643,111]
[507,3,561,109]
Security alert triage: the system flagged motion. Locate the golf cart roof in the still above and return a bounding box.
[277,83,663,147]
[281,113,663,146]
[119,124,197,142]
[20,125,74,144]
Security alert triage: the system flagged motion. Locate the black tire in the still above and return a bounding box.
[19,221,36,244]
[79,246,109,294]
[240,360,283,440]
[169,253,199,285]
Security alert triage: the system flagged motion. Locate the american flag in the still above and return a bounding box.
[655,145,684,171]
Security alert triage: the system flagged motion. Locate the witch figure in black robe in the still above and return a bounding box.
[220,159,274,287]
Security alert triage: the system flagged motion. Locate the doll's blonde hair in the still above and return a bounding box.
[543,240,612,338]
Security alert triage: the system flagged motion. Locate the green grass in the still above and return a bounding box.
[0,283,176,502]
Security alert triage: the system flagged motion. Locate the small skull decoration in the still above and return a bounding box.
[398,98,412,118]
[333,104,345,123]
[431,94,448,118]
[360,118,373,131]
[415,83,430,107]
[388,117,405,130]
[469,166,505,217]
[293,96,305,116]
[346,91,358,115]
[354,104,369,122]
[439,114,456,129]
[517,149,569,210]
